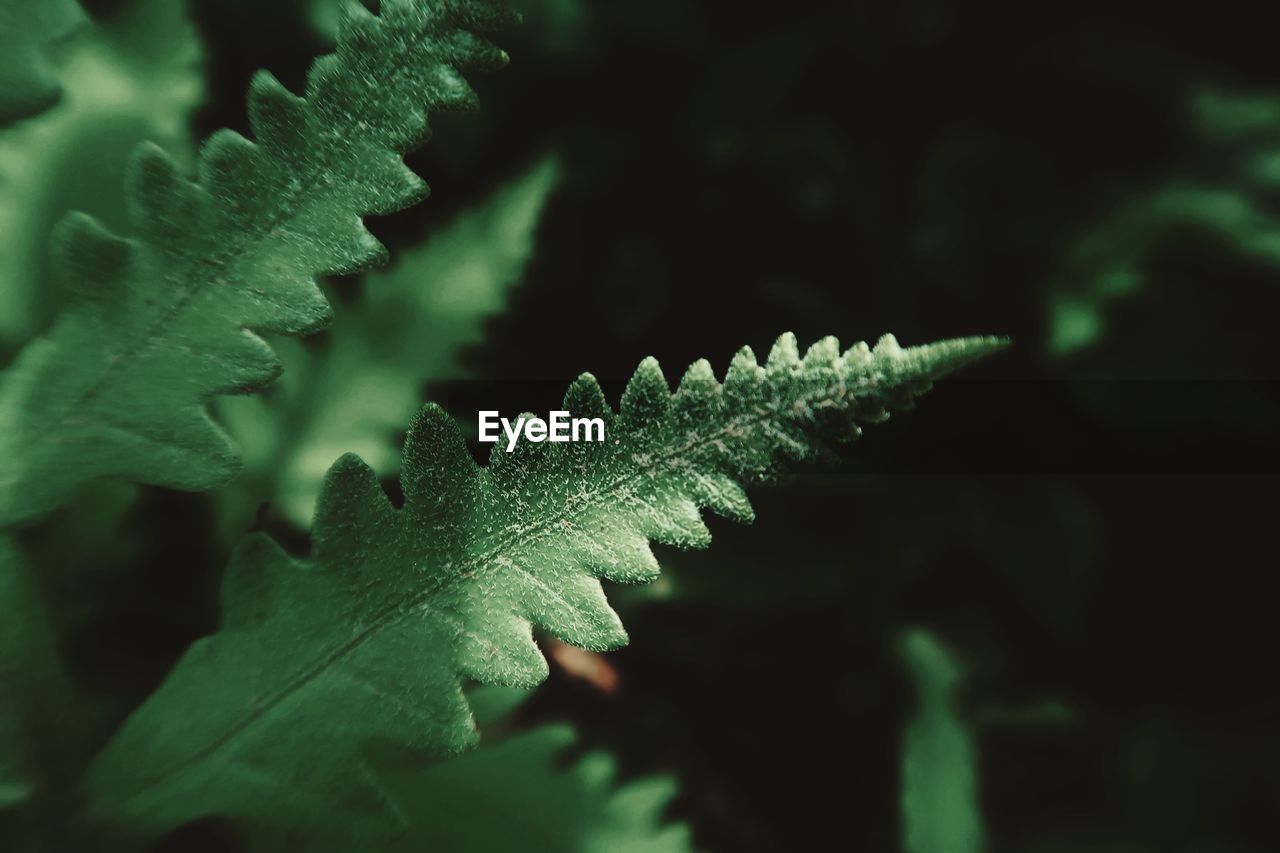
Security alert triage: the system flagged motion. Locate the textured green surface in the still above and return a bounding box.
[0,2,1272,850]
[0,0,513,527]
[218,155,561,530]
[84,331,1004,841]
[0,0,85,125]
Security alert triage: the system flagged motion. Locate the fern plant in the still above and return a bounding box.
[899,629,985,853]
[217,155,561,531]
[1049,87,1280,356]
[1,3,1008,848]
[83,331,1004,844]
[0,0,204,350]
[0,0,514,527]
[321,686,693,853]
[0,0,85,125]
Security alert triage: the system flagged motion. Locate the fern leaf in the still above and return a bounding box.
[0,0,85,125]
[0,0,204,349]
[83,332,1005,841]
[899,629,985,853]
[1048,88,1280,356]
[245,685,689,851]
[217,155,561,530]
[382,722,692,853]
[0,0,515,527]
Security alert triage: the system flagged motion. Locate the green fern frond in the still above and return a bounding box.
[83,331,1005,842]
[1048,87,1280,355]
[382,721,692,853]
[0,0,85,125]
[217,155,561,531]
[899,629,985,853]
[0,0,204,349]
[0,0,515,527]
[248,685,690,851]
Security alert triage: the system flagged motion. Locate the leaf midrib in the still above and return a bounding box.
[112,376,861,805]
[30,19,450,450]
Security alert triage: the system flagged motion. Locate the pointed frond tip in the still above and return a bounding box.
[878,334,1011,381]
[0,0,515,528]
[83,331,1004,843]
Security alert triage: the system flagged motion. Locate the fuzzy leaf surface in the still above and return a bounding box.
[217,155,560,531]
[85,331,1005,841]
[0,0,513,526]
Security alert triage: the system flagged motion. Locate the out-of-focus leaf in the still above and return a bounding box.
[251,686,691,852]
[899,628,985,853]
[512,0,590,56]
[1049,185,1280,355]
[0,0,85,125]
[375,723,691,853]
[0,0,204,351]
[0,539,73,811]
[308,0,346,40]
[217,155,561,531]
[1049,88,1280,356]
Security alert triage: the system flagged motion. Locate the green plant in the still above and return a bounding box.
[0,2,1007,849]
[0,0,203,350]
[79,331,1001,846]
[216,155,561,532]
[0,0,514,527]
[0,0,85,125]
[899,629,985,853]
[1049,88,1280,356]
[331,687,693,853]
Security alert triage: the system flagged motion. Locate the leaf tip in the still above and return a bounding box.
[619,356,670,423]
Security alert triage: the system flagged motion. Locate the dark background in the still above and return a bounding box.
[39,0,1280,849]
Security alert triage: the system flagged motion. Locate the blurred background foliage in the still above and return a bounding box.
[1,0,1277,850]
